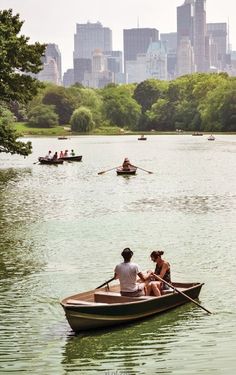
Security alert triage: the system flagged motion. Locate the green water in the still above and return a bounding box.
[0,135,235,374]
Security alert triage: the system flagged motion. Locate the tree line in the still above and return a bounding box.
[0,9,236,156]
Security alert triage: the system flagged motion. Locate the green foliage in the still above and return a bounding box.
[133,79,168,113]
[0,9,46,156]
[101,86,141,129]
[0,9,46,103]
[70,107,94,132]
[0,106,32,155]
[28,104,59,128]
[42,86,75,125]
[200,80,236,131]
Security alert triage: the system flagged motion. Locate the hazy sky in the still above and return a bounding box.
[0,0,235,73]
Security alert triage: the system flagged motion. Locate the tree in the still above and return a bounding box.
[0,9,45,103]
[0,9,46,156]
[28,104,59,128]
[0,106,31,155]
[42,86,75,125]
[70,107,94,132]
[102,86,141,129]
[133,79,168,113]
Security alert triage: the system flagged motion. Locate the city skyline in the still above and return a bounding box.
[0,0,235,73]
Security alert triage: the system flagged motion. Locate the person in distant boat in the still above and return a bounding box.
[70,149,75,156]
[45,150,52,159]
[59,150,64,158]
[146,250,171,296]
[64,150,69,157]
[122,157,132,171]
[52,151,58,160]
[114,248,149,297]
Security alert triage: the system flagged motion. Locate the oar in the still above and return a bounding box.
[98,166,120,175]
[132,165,153,174]
[154,275,212,314]
[96,277,115,289]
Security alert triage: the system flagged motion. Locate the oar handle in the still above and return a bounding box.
[154,275,212,314]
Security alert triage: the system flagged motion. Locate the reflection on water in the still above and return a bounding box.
[62,305,200,374]
[0,135,236,374]
[130,194,236,214]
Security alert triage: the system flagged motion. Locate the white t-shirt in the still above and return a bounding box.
[114,262,141,292]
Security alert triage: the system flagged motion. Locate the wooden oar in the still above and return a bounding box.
[132,165,153,174]
[154,275,212,314]
[98,166,120,175]
[96,277,115,289]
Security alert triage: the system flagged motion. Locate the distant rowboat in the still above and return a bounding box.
[138,135,147,140]
[207,135,215,141]
[116,167,137,175]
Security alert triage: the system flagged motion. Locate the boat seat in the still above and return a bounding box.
[94,291,157,304]
[66,299,108,305]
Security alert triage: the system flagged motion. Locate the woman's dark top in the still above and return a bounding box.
[154,262,171,283]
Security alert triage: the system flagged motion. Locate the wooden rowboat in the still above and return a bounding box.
[207,135,215,141]
[38,157,64,165]
[138,136,147,140]
[116,167,137,175]
[59,155,82,162]
[192,132,203,136]
[60,281,204,332]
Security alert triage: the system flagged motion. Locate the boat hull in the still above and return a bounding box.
[38,157,63,165]
[61,282,203,332]
[59,155,82,162]
[116,167,137,175]
[138,138,147,141]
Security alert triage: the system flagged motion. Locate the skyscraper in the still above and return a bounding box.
[123,28,159,74]
[74,21,112,59]
[207,23,227,70]
[37,43,62,85]
[43,43,62,83]
[193,0,207,72]
[177,0,194,47]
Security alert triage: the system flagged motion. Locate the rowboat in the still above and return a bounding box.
[60,281,204,332]
[116,167,137,175]
[138,136,147,141]
[58,136,68,140]
[59,155,82,162]
[208,135,215,141]
[192,132,203,136]
[38,157,64,165]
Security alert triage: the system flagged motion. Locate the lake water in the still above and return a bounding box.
[0,135,235,375]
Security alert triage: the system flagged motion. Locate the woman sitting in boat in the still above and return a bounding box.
[52,151,58,160]
[64,150,69,157]
[114,248,149,297]
[70,149,75,156]
[59,150,64,158]
[146,250,171,296]
[122,157,132,171]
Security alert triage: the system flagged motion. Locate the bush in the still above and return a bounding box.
[28,104,58,128]
[70,107,94,132]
